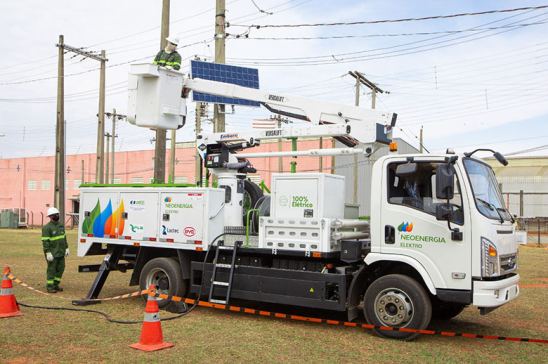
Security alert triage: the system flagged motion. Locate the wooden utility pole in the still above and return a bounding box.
[153,0,170,183]
[169,130,176,184]
[55,35,65,222]
[96,50,106,183]
[213,0,226,132]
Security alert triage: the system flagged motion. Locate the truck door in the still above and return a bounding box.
[381,159,471,290]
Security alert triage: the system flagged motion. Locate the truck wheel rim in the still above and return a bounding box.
[146,268,171,297]
[373,288,414,327]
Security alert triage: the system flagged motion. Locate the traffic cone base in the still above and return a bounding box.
[0,267,22,318]
[130,286,173,352]
[129,341,174,352]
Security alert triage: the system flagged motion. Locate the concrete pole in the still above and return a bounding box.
[111,109,116,184]
[81,159,85,185]
[277,116,283,173]
[352,79,360,204]
[195,102,202,185]
[153,0,170,183]
[105,133,110,184]
[96,50,106,183]
[419,126,424,153]
[213,0,226,132]
[55,34,65,222]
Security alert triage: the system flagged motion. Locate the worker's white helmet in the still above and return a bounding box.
[47,207,60,217]
[166,36,179,46]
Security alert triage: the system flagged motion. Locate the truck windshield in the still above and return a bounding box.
[463,158,511,222]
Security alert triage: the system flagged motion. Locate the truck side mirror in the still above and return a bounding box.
[396,162,417,176]
[436,164,455,200]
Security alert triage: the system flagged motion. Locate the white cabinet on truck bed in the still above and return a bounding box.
[78,187,225,255]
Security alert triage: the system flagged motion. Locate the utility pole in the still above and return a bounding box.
[55,35,65,222]
[105,109,124,184]
[96,50,107,183]
[277,115,283,173]
[153,0,170,183]
[55,36,106,220]
[111,109,117,183]
[213,0,226,132]
[104,133,111,183]
[169,130,176,184]
[81,159,85,185]
[348,71,387,204]
[195,102,203,185]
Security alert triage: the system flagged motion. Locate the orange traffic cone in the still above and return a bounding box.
[0,266,22,318]
[130,285,174,352]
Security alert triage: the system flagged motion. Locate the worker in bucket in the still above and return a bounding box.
[41,207,69,293]
[153,36,181,71]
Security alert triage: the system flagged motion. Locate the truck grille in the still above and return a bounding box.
[500,253,517,273]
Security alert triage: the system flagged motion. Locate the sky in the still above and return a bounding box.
[0,0,547,159]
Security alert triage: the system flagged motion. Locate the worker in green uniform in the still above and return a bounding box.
[153,36,181,70]
[41,207,69,293]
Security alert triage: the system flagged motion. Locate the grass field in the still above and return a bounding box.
[0,229,547,363]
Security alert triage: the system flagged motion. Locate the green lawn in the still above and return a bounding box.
[0,229,547,363]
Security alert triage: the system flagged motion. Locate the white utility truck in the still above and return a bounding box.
[75,62,519,340]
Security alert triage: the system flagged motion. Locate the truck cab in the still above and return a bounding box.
[365,152,519,324]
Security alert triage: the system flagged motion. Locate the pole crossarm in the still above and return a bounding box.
[56,44,108,62]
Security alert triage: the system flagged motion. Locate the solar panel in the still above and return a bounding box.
[191,60,260,107]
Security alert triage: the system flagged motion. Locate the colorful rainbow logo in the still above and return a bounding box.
[164,197,172,203]
[82,199,125,238]
[397,222,413,233]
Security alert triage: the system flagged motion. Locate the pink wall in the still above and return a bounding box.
[0,139,331,226]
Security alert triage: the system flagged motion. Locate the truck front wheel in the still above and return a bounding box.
[363,274,432,340]
[139,257,187,309]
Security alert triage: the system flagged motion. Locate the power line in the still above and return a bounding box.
[230,4,548,28]
[228,20,548,40]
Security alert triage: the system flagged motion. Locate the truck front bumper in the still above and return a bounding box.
[473,274,520,308]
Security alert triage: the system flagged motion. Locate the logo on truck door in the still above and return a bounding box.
[397,221,446,249]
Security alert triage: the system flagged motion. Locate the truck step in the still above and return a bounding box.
[215,263,233,269]
[217,246,234,251]
[212,281,229,286]
[209,299,227,304]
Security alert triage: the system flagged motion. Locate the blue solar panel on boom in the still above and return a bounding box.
[191,60,260,106]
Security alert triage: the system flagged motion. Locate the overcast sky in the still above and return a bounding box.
[1,0,547,159]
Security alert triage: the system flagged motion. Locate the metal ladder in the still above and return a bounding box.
[208,241,241,305]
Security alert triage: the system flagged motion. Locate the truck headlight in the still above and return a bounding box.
[481,237,500,277]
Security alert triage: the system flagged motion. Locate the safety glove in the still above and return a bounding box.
[46,252,54,262]
[65,248,69,257]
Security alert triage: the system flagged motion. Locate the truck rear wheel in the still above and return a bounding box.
[363,274,432,340]
[139,257,187,309]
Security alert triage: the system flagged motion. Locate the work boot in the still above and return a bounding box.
[54,286,63,292]
[47,286,57,293]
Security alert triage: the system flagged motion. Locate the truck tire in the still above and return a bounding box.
[432,302,466,320]
[363,274,432,340]
[139,257,187,309]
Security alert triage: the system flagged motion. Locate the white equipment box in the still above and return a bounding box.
[78,187,224,255]
[270,173,345,220]
[127,63,187,130]
[258,217,339,253]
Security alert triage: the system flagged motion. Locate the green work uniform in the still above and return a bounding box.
[153,50,182,70]
[41,221,68,289]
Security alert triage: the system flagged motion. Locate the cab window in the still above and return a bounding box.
[387,161,464,225]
